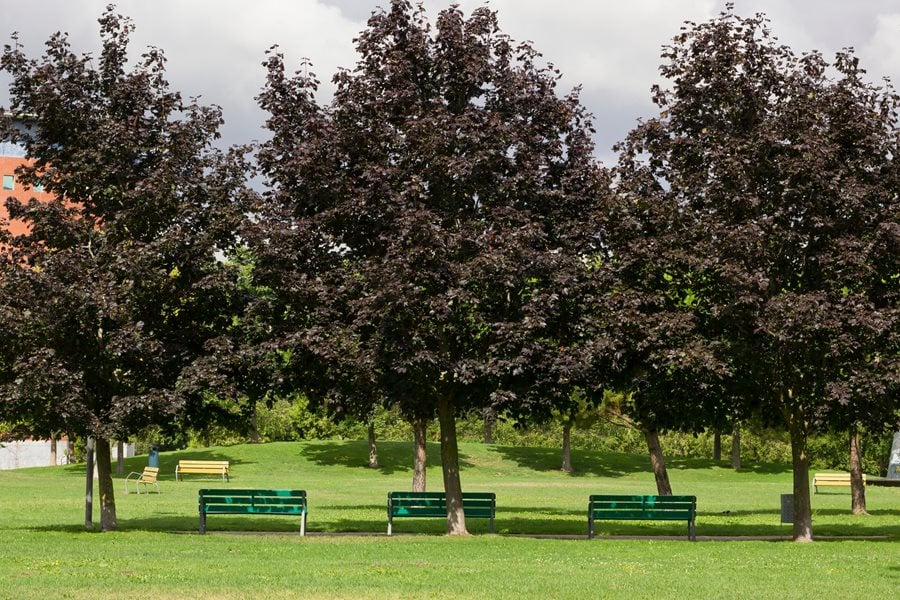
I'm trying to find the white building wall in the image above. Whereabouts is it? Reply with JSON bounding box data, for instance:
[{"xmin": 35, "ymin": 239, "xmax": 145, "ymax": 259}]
[{"xmin": 0, "ymin": 440, "xmax": 134, "ymax": 470}]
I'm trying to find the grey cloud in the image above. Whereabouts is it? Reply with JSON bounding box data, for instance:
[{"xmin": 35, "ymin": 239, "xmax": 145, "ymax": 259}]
[{"xmin": 1, "ymin": 0, "xmax": 896, "ymax": 164}]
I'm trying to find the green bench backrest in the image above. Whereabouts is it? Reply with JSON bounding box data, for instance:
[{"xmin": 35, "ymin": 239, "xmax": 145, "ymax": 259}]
[
  {"xmin": 389, "ymin": 491, "xmax": 495, "ymax": 518},
  {"xmin": 200, "ymin": 489, "xmax": 307, "ymax": 515},
  {"xmin": 589, "ymin": 495, "xmax": 696, "ymax": 520}
]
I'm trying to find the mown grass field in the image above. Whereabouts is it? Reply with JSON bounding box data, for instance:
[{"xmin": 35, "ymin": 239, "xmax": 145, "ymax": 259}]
[{"xmin": 1, "ymin": 440, "xmax": 898, "ymax": 598}]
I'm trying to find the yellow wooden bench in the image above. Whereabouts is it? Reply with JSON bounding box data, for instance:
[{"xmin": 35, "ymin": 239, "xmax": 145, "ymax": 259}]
[
  {"xmin": 812, "ymin": 472, "xmax": 865, "ymax": 493},
  {"xmin": 124, "ymin": 466, "xmax": 160, "ymax": 494},
  {"xmin": 176, "ymin": 460, "xmax": 230, "ymax": 482}
]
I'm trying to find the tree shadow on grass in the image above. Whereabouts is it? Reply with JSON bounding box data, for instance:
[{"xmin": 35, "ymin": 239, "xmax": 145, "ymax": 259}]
[
  {"xmin": 490, "ymin": 446, "xmax": 791, "ymax": 478},
  {"xmin": 488, "ymin": 446, "xmax": 645, "ymax": 477},
  {"xmin": 29, "ymin": 513, "xmax": 314, "ymax": 534},
  {"xmin": 698, "ymin": 509, "xmax": 900, "ymax": 540},
  {"xmin": 61, "ymin": 448, "xmax": 247, "ymax": 482},
  {"xmin": 705, "ymin": 508, "xmax": 781, "ymax": 517},
  {"xmin": 814, "ymin": 508, "xmax": 900, "ymax": 517},
  {"xmin": 24, "ymin": 513, "xmax": 199, "ymax": 534},
  {"xmin": 658, "ymin": 456, "xmax": 794, "ymax": 475},
  {"xmin": 696, "ymin": 507, "xmax": 900, "ymax": 518},
  {"xmin": 665, "ymin": 456, "xmax": 722, "ymax": 470},
  {"xmin": 300, "ymin": 440, "xmax": 472, "ymax": 474},
  {"xmin": 318, "ymin": 517, "xmax": 501, "ymax": 536},
  {"xmin": 21, "ymin": 513, "xmax": 899, "ymax": 540},
  {"xmin": 730, "ymin": 462, "xmax": 793, "ymax": 475},
  {"xmin": 498, "ymin": 505, "xmax": 586, "ymax": 517}
]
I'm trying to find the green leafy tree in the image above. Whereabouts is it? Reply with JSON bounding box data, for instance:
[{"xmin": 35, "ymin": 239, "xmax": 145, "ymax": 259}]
[
  {"xmin": 595, "ymin": 200, "xmax": 729, "ymax": 494},
  {"xmin": 553, "ymin": 390, "xmax": 602, "ymax": 473},
  {"xmin": 253, "ymin": 0, "xmax": 603, "ymax": 534},
  {"xmin": 0, "ymin": 9, "xmax": 246, "ymax": 530},
  {"xmin": 615, "ymin": 7, "xmax": 899, "ymax": 541}
]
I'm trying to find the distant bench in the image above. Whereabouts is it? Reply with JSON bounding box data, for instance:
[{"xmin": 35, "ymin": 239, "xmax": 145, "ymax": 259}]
[
  {"xmin": 199, "ymin": 489, "xmax": 307, "ymax": 534},
  {"xmin": 124, "ymin": 466, "xmax": 160, "ymax": 494},
  {"xmin": 387, "ymin": 491, "xmax": 496, "ymax": 535},
  {"xmin": 588, "ymin": 495, "xmax": 697, "ymax": 541},
  {"xmin": 176, "ymin": 460, "xmax": 230, "ymax": 481},
  {"xmin": 813, "ymin": 473, "xmax": 866, "ymax": 493}
]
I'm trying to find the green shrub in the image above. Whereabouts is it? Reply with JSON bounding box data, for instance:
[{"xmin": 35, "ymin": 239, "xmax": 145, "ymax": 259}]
[{"xmin": 132, "ymin": 395, "xmax": 898, "ymax": 476}]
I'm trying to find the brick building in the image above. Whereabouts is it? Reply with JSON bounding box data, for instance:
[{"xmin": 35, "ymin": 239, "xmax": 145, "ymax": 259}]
[{"xmin": 1, "ymin": 119, "xmax": 54, "ymax": 236}]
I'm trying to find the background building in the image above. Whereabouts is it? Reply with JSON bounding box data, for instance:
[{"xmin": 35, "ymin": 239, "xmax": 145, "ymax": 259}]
[
  {"xmin": 1, "ymin": 116, "xmax": 54, "ymax": 236},
  {"xmin": 0, "ymin": 116, "xmax": 77, "ymax": 470}
]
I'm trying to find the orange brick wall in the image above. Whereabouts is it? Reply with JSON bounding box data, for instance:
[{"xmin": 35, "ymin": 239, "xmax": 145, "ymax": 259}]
[{"xmin": 0, "ymin": 155, "xmax": 55, "ymax": 236}]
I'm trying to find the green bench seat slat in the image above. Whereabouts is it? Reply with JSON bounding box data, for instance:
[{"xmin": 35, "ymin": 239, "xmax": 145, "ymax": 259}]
[
  {"xmin": 590, "ymin": 495, "xmax": 694, "ymax": 503},
  {"xmin": 204, "ymin": 497, "xmax": 305, "ymax": 506},
  {"xmin": 588, "ymin": 494, "xmax": 697, "ymax": 541},
  {"xmin": 200, "ymin": 491, "xmax": 305, "ymax": 500},
  {"xmin": 392, "ymin": 507, "xmax": 494, "ymax": 517},
  {"xmin": 394, "ymin": 507, "xmax": 446, "ymax": 517},
  {"xmin": 592, "ymin": 509, "xmax": 693, "ymax": 520},
  {"xmin": 391, "ymin": 498, "xmax": 446, "ymax": 508},
  {"xmin": 203, "ymin": 504, "xmax": 305, "ymax": 514}
]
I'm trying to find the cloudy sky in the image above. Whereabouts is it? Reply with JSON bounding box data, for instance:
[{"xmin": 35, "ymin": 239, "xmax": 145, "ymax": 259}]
[{"xmin": 1, "ymin": 0, "xmax": 898, "ymax": 165}]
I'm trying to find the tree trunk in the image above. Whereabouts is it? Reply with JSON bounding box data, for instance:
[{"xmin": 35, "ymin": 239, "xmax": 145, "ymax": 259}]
[
  {"xmin": 730, "ymin": 423, "xmax": 741, "ymax": 469},
  {"xmin": 713, "ymin": 429, "xmax": 721, "ymax": 461},
  {"xmin": 66, "ymin": 438, "xmax": 75, "ymax": 465},
  {"xmin": 94, "ymin": 437, "xmax": 118, "ymax": 532},
  {"xmin": 787, "ymin": 406, "xmax": 813, "ymax": 542},
  {"xmin": 412, "ymin": 417, "xmax": 427, "ymax": 492},
  {"xmin": 850, "ymin": 427, "xmax": 867, "ymax": 515},
  {"xmin": 643, "ymin": 428, "xmax": 673, "ymax": 495},
  {"xmin": 116, "ymin": 440, "xmax": 124, "ymax": 476},
  {"xmin": 483, "ymin": 407, "xmax": 494, "ymax": 445},
  {"xmin": 84, "ymin": 436, "xmax": 94, "ymax": 530},
  {"xmin": 250, "ymin": 403, "xmax": 260, "ymax": 444},
  {"xmin": 367, "ymin": 420, "xmax": 379, "ymax": 468},
  {"xmin": 561, "ymin": 421, "xmax": 574, "ymax": 472},
  {"xmin": 50, "ymin": 436, "xmax": 58, "ymax": 466},
  {"xmin": 438, "ymin": 393, "xmax": 467, "ymax": 535}
]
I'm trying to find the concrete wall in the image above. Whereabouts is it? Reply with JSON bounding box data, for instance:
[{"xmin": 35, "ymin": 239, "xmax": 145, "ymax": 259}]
[
  {"xmin": 0, "ymin": 439, "xmax": 134, "ymax": 470},
  {"xmin": 888, "ymin": 432, "xmax": 900, "ymax": 480}
]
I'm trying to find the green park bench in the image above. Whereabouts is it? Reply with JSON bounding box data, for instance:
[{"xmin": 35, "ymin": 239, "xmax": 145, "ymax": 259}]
[
  {"xmin": 588, "ymin": 494, "xmax": 697, "ymax": 541},
  {"xmin": 387, "ymin": 491, "xmax": 496, "ymax": 535},
  {"xmin": 198, "ymin": 489, "xmax": 307, "ymax": 535}
]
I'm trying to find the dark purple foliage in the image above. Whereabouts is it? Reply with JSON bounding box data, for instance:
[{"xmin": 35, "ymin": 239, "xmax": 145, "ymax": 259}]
[{"xmin": 0, "ymin": 8, "xmax": 248, "ymax": 530}]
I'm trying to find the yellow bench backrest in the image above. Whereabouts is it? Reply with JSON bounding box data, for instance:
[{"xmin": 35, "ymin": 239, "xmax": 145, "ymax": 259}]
[
  {"xmin": 139, "ymin": 466, "xmax": 159, "ymax": 483},
  {"xmin": 813, "ymin": 473, "xmax": 865, "ymax": 483},
  {"xmin": 178, "ymin": 460, "xmax": 229, "ymax": 468}
]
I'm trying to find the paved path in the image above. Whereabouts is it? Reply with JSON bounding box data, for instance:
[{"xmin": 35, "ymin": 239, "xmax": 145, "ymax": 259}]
[{"xmin": 180, "ymin": 530, "xmax": 890, "ymax": 541}]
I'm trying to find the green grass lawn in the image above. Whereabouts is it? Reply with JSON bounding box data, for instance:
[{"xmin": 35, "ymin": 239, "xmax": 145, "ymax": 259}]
[{"xmin": 1, "ymin": 440, "xmax": 898, "ymax": 598}]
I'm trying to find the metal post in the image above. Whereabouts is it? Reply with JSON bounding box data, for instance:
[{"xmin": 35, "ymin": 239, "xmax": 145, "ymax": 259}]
[
  {"xmin": 116, "ymin": 440, "xmax": 124, "ymax": 476},
  {"xmin": 85, "ymin": 436, "xmax": 94, "ymax": 530}
]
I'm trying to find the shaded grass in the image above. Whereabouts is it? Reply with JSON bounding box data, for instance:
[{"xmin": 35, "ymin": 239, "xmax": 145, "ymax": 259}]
[{"xmin": 1, "ymin": 440, "xmax": 899, "ymax": 598}]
